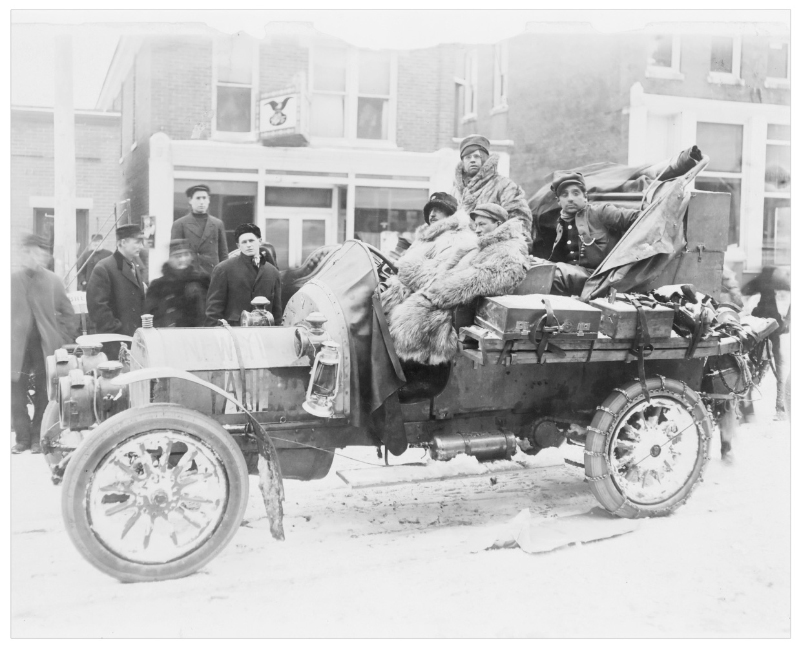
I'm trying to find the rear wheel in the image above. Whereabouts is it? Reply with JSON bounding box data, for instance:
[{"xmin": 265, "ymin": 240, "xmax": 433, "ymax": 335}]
[
  {"xmin": 61, "ymin": 404, "xmax": 248, "ymax": 582},
  {"xmin": 585, "ymin": 377, "xmax": 712, "ymax": 518}
]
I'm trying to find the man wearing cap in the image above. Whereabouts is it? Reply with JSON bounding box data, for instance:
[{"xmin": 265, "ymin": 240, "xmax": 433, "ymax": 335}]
[
  {"xmin": 548, "ymin": 170, "xmax": 640, "ymax": 296},
  {"xmin": 171, "ymin": 184, "xmax": 228, "ymax": 275},
  {"xmin": 381, "ymin": 192, "xmax": 476, "ymax": 325},
  {"xmin": 11, "ymin": 234, "xmax": 77, "ymax": 453},
  {"xmin": 454, "ymin": 134, "xmax": 533, "ymax": 251},
  {"xmin": 145, "ymin": 239, "xmax": 211, "ymax": 328},
  {"xmin": 87, "ymin": 225, "xmax": 147, "ymax": 353},
  {"xmin": 205, "ymin": 223, "xmax": 282, "ymax": 326},
  {"xmin": 388, "ymin": 202, "xmax": 528, "ymax": 365}
]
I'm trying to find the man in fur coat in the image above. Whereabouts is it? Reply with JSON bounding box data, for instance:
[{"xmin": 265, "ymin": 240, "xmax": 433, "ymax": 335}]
[
  {"xmin": 381, "ymin": 192, "xmax": 476, "ymax": 324},
  {"xmin": 453, "ymin": 135, "xmax": 533, "ymax": 250},
  {"xmin": 389, "ymin": 203, "xmax": 528, "ymax": 365},
  {"xmin": 144, "ymin": 239, "xmax": 210, "ymax": 327}
]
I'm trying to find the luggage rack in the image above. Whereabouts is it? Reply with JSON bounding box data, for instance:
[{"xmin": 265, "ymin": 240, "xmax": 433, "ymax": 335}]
[{"xmin": 457, "ymin": 324, "xmax": 747, "ymax": 367}]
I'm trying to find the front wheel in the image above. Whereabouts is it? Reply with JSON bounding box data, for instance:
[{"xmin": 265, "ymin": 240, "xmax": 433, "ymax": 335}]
[
  {"xmin": 61, "ymin": 404, "xmax": 249, "ymax": 582},
  {"xmin": 584, "ymin": 377, "xmax": 712, "ymax": 518}
]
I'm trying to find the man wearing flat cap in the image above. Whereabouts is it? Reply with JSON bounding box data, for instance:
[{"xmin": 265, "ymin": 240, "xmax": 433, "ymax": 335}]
[
  {"xmin": 87, "ymin": 224, "xmax": 147, "ymax": 356},
  {"xmin": 11, "ymin": 234, "xmax": 77, "ymax": 453},
  {"xmin": 145, "ymin": 239, "xmax": 210, "ymax": 328},
  {"xmin": 453, "ymin": 134, "xmax": 533, "ymax": 251},
  {"xmin": 548, "ymin": 170, "xmax": 640, "ymax": 295},
  {"xmin": 171, "ymin": 184, "xmax": 228, "ymax": 275}
]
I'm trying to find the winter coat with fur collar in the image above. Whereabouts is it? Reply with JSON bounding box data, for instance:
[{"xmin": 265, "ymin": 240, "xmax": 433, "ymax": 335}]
[
  {"xmin": 454, "ymin": 154, "xmax": 534, "ymax": 248},
  {"xmin": 388, "ymin": 219, "xmax": 528, "ymax": 365},
  {"xmin": 380, "ymin": 210, "xmax": 476, "ymax": 323}
]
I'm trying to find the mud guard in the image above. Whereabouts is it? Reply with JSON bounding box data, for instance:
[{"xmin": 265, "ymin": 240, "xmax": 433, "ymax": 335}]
[{"xmin": 111, "ymin": 367, "xmax": 285, "ymax": 541}]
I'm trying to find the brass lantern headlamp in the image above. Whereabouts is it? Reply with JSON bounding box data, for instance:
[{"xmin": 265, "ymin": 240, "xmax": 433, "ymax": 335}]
[{"xmin": 302, "ymin": 340, "xmax": 341, "ymax": 418}]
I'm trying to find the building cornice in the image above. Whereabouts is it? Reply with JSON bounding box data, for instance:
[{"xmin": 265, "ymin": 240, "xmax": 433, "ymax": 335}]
[{"xmin": 12, "ymin": 105, "xmax": 121, "ymax": 118}]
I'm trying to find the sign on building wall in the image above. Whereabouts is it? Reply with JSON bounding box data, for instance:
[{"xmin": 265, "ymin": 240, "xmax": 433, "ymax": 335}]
[{"xmin": 259, "ymin": 87, "xmax": 309, "ymax": 146}]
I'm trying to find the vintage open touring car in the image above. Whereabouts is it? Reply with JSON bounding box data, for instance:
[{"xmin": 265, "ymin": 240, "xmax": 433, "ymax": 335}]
[{"xmin": 40, "ymin": 150, "xmax": 778, "ymax": 582}]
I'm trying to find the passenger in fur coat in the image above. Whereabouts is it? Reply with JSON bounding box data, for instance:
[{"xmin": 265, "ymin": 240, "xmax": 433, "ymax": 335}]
[
  {"xmin": 389, "ymin": 203, "xmax": 528, "ymax": 365},
  {"xmin": 380, "ymin": 192, "xmax": 476, "ymax": 323}
]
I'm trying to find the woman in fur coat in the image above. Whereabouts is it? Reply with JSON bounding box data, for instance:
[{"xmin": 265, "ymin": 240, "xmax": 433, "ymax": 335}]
[
  {"xmin": 381, "ymin": 192, "xmax": 477, "ymax": 323},
  {"xmin": 389, "ymin": 203, "xmax": 528, "ymax": 366}
]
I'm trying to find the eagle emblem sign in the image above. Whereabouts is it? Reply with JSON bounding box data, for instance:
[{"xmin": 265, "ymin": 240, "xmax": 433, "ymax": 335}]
[{"xmin": 268, "ymin": 97, "xmax": 291, "ymax": 126}]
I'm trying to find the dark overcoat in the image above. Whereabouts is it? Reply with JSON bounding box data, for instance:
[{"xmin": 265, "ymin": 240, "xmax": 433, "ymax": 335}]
[
  {"xmin": 205, "ymin": 252, "xmax": 282, "ymax": 326},
  {"xmin": 87, "ymin": 250, "xmax": 147, "ymax": 336},
  {"xmin": 11, "ymin": 266, "xmax": 77, "ymax": 379},
  {"xmin": 145, "ymin": 263, "xmax": 211, "ymax": 328},
  {"xmin": 76, "ymin": 248, "xmax": 112, "ymax": 290},
  {"xmin": 171, "ymin": 213, "xmax": 228, "ymax": 275}
]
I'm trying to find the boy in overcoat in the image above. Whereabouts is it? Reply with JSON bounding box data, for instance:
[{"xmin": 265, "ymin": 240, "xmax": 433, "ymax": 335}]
[{"xmin": 171, "ymin": 184, "xmax": 228, "ymax": 275}]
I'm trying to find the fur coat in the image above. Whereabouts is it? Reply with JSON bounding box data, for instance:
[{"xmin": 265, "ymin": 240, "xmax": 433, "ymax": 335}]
[
  {"xmin": 380, "ymin": 210, "xmax": 477, "ymax": 323},
  {"xmin": 145, "ymin": 262, "xmax": 211, "ymax": 328},
  {"xmin": 389, "ymin": 219, "xmax": 529, "ymax": 365},
  {"xmin": 454, "ymin": 154, "xmax": 534, "ymax": 248}
]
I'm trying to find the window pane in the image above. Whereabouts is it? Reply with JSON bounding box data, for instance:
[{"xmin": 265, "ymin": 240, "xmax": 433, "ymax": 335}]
[
  {"xmin": 310, "ymin": 94, "xmax": 345, "ymax": 138},
  {"xmin": 313, "ymin": 47, "xmax": 347, "ymax": 92},
  {"xmin": 265, "ymin": 187, "xmax": 333, "ymax": 208},
  {"xmin": 694, "ymin": 177, "xmax": 741, "ymax": 245},
  {"xmin": 358, "ymin": 51, "xmax": 390, "ymax": 95},
  {"xmin": 767, "ymin": 43, "xmax": 789, "ymax": 78},
  {"xmin": 710, "ymin": 37, "xmax": 733, "ymax": 73},
  {"xmin": 762, "ymin": 198, "xmax": 791, "ymax": 267},
  {"xmin": 696, "ymin": 122, "xmax": 742, "ymax": 172},
  {"xmin": 217, "ymin": 36, "xmax": 252, "ymax": 85},
  {"xmin": 649, "ymin": 35, "xmax": 673, "ymax": 67},
  {"xmin": 768, "ymin": 124, "xmax": 790, "ymax": 141},
  {"xmin": 301, "ymin": 220, "xmax": 327, "ymax": 263},
  {"xmin": 354, "ymin": 187, "xmax": 428, "ymax": 254},
  {"xmin": 357, "ymin": 97, "xmax": 388, "ymax": 140},
  {"xmin": 216, "ymin": 86, "xmax": 251, "ymax": 132},
  {"xmin": 264, "ymin": 219, "xmax": 290, "ymax": 270},
  {"xmin": 765, "ymin": 145, "xmax": 790, "ymax": 192}
]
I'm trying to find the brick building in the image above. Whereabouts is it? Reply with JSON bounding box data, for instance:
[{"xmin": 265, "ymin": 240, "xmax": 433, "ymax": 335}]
[
  {"xmin": 96, "ymin": 24, "xmax": 505, "ymax": 276},
  {"xmin": 10, "ymin": 106, "xmax": 121, "ymax": 267},
  {"xmin": 457, "ymin": 23, "xmax": 790, "ymax": 275}
]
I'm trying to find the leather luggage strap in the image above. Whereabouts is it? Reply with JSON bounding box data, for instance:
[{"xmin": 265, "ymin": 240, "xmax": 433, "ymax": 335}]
[
  {"xmin": 625, "ymin": 296, "xmax": 654, "ymax": 402},
  {"xmin": 528, "ymin": 298, "xmax": 567, "ymax": 364}
]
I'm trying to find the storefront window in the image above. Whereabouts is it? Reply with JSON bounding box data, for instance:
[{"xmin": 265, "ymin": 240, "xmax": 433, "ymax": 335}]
[
  {"xmin": 762, "ymin": 198, "xmax": 791, "ymax": 267},
  {"xmin": 696, "ymin": 122, "xmax": 743, "ymax": 246},
  {"xmin": 354, "ymin": 187, "xmax": 428, "ymax": 254},
  {"xmin": 174, "ymin": 180, "xmax": 257, "ymax": 252}
]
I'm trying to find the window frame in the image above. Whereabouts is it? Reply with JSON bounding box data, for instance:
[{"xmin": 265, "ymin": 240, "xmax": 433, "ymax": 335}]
[
  {"xmin": 707, "ymin": 35, "xmax": 743, "ymax": 86},
  {"xmin": 308, "ymin": 45, "xmax": 398, "ymax": 146},
  {"xmin": 211, "ymin": 35, "xmax": 259, "ymax": 141},
  {"xmin": 459, "ymin": 49, "xmax": 478, "ymax": 122},
  {"xmin": 645, "ymin": 34, "xmax": 684, "ymax": 81},
  {"xmin": 491, "ymin": 42, "xmax": 509, "ymax": 113},
  {"xmin": 765, "ymin": 40, "xmax": 790, "ymax": 89}
]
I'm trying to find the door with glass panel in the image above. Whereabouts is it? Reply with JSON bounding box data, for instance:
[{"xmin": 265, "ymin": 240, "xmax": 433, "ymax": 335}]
[{"xmin": 263, "ymin": 187, "xmax": 334, "ymax": 270}]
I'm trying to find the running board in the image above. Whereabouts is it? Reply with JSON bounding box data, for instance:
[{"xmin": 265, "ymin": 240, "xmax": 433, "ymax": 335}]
[{"xmin": 336, "ymin": 448, "xmax": 568, "ymax": 489}]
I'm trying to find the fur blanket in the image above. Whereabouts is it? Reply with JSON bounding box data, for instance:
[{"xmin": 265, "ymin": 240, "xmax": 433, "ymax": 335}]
[
  {"xmin": 454, "ymin": 154, "xmax": 534, "ymax": 247},
  {"xmin": 389, "ymin": 219, "xmax": 529, "ymax": 365},
  {"xmin": 380, "ymin": 210, "xmax": 476, "ymax": 322}
]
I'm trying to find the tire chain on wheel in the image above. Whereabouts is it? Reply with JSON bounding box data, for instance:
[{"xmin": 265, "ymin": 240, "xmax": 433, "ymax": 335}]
[{"xmin": 584, "ymin": 376, "xmax": 713, "ymax": 519}]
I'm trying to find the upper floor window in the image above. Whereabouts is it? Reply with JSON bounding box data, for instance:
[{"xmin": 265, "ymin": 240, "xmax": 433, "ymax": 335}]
[
  {"xmin": 708, "ymin": 36, "xmax": 742, "ymax": 85},
  {"xmin": 492, "ymin": 43, "xmax": 508, "ymax": 110},
  {"xmin": 310, "ymin": 46, "xmax": 396, "ymax": 142},
  {"xmin": 646, "ymin": 34, "xmax": 683, "ymax": 80},
  {"xmin": 214, "ymin": 35, "xmax": 257, "ymax": 135},
  {"xmin": 766, "ymin": 41, "xmax": 790, "ymax": 88}
]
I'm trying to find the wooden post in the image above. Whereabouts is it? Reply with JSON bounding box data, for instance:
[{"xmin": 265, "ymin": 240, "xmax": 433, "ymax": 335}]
[{"xmin": 53, "ymin": 33, "xmax": 77, "ymax": 290}]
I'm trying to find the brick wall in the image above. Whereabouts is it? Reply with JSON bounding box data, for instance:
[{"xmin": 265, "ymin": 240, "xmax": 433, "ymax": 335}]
[{"xmin": 10, "ymin": 109, "xmax": 122, "ymax": 261}]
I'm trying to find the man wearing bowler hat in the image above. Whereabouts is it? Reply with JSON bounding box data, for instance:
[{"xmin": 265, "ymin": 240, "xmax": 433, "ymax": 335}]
[
  {"xmin": 87, "ymin": 224, "xmax": 147, "ymax": 357},
  {"xmin": 548, "ymin": 170, "xmax": 640, "ymax": 296},
  {"xmin": 171, "ymin": 184, "xmax": 228, "ymax": 275},
  {"xmin": 453, "ymin": 134, "xmax": 533, "ymax": 251}
]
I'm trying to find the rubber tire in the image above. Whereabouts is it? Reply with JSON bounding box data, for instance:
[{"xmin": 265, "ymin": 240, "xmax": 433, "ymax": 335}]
[
  {"xmin": 61, "ymin": 404, "xmax": 249, "ymax": 583},
  {"xmin": 584, "ymin": 377, "xmax": 712, "ymax": 519}
]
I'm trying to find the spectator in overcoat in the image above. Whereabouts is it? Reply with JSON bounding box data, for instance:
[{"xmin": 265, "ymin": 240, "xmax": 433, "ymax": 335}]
[
  {"xmin": 145, "ymin": 239, "xmax": 210, "ymax": 328},
  {"xmin": 11, "ymin": 234, "xmax": 77, "ymax": 453},
  {"xmin": 171, "ymin": 184, "xmax": 228, "ymax": 275},
  {"xmin": 76, "ymin": 234, "xmax": 112, "ymax": 290},
  {"xmin": 205, "ymin": 223, "xmax": 282, "ymax": 326}
]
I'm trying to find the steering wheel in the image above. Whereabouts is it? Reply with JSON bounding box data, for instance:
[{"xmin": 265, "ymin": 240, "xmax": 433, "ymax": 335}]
[{"xmin": 363, "ymin": 243, "xmax": 398, "ymax": 282}]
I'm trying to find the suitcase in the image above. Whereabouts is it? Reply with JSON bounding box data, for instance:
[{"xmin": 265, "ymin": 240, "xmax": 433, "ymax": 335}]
[
  {"xmin": 475, "ymin": 294, "xmax": 602, "ymax": 341},
  {"xmin": 589, "ymin": 294, "xmax": 674, "ymax": 340}
]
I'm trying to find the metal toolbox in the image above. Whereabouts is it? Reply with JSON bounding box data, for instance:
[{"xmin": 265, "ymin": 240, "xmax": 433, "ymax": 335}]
[
  {"xmin": 474, "ymin": 294, "xmax": 602, "ymax": 341},
  {"xmin": 589, "ymin": 294, "xmax": 674, "ymax": 340}
]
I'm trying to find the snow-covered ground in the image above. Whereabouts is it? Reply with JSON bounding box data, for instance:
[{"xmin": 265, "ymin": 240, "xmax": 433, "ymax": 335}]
[{"xmin": 11, "ymin": 371, "xmax": 790, "ymax": 638}]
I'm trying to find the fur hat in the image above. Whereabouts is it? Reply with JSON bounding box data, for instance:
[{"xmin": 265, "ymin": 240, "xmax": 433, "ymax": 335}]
[
  {"xmin": 423, "ymin": 192, "xmax": 458, "ymax": 224},
  {"xmin": 460, "ymin": 134, "xmax": 490, "ymax": 159},
  {"xmin": 169, "ymin": 239, "xmax": 192, "ymax": 255}
]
